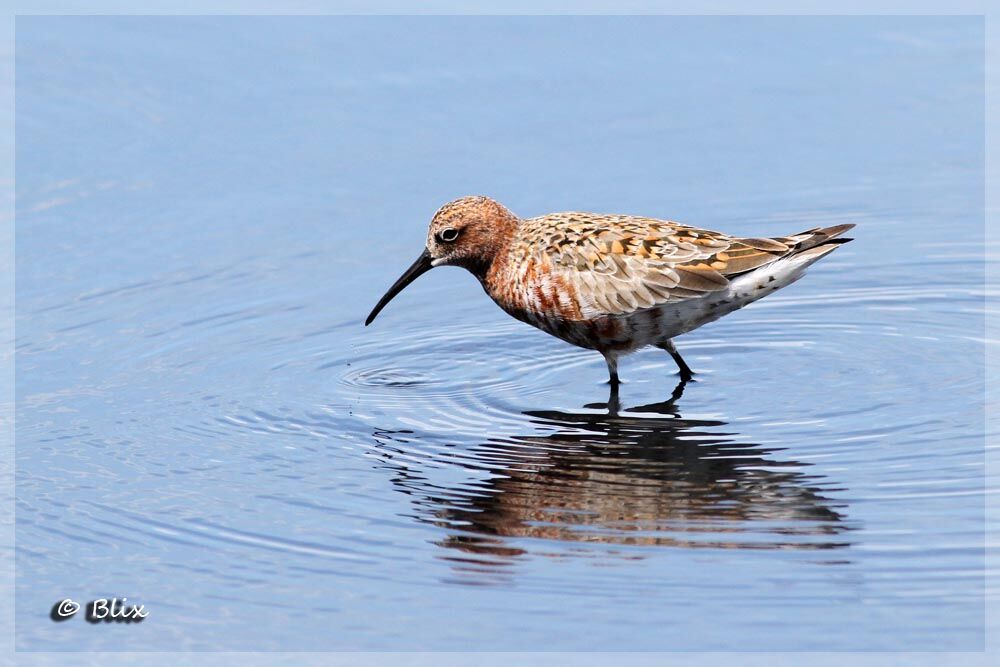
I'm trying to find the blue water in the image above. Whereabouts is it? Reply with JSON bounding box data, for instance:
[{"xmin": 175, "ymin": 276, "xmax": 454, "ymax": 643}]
[{"xmin": 15, "ymin": 16, "xmax": 986, "ymax": 651}]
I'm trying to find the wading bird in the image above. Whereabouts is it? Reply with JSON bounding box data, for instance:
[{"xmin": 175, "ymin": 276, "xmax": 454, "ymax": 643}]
[{"xmin": 365, "ymin": 196, "xmax": 853, "ymax": 385}]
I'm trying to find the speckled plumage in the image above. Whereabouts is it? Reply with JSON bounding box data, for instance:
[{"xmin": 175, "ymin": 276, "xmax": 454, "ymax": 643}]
[{"xmin": 367, "ymin": 196, "xmax": 855, "ymax": 384}]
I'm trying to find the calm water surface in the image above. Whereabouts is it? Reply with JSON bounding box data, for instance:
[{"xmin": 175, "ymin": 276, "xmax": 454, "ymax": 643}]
[{"xmin": 15, "ymin": 17, "xmax": 987, "ymax": 651}]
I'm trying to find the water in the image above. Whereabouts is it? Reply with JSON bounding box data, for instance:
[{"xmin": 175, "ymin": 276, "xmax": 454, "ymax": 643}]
[{"xmin": 14, "ymin": 16, "xmax": 987, "ymax": 651}]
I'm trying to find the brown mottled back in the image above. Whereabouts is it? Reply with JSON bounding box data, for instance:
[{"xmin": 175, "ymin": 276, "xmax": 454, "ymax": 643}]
[{"xmin": 493, "ymin": 211, "xmax": 853, "ymax": 316}]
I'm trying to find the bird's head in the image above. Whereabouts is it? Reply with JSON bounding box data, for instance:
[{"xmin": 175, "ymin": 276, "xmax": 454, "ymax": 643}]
[{"xmin": 365, "ymin": 196, "xmax": 519, "ymax": 326}]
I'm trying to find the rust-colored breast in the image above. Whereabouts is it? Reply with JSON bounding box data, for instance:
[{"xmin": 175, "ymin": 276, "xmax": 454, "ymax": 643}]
[{"xmin": 485, "ymin": 247, "xmax": 584, "ymax": 323}]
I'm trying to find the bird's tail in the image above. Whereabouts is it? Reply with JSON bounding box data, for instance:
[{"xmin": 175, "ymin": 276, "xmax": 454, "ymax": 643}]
[
  {"xmin": 785, "ymin": 223, "xmax": 856, "ymax": 252},
  {"xmin": 772, "ymin": 223, "xmax": 855, "ymax": 271}
]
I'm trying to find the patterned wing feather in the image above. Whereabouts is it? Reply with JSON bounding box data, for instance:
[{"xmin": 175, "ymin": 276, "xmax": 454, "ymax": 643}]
[{"xmin": 525, "ymin": 213, "xmax": 853, "ymax": 316}]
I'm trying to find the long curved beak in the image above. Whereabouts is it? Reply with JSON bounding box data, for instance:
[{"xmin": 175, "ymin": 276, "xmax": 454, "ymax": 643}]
[{"xmin": 364, "ymin": 249, "xmax": 433, "ymax": 326}]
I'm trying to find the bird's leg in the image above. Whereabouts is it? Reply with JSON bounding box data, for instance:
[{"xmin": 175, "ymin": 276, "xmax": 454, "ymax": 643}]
[
  {"xmin": 659, "ymin": 339, "xmax": 694, "ymax": 381},
  {"xmin": 602, "ymin": 352, "xmax": 620, "ymax": 387},
  {"xmin": 606, "ymin": 380, "xmax": 621, "ymax": 416}
]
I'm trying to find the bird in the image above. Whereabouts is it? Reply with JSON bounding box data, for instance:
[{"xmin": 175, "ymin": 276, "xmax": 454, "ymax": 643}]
[{"xmin": 365, "ymin": 196, "xmax": 854, "ymax": 385}]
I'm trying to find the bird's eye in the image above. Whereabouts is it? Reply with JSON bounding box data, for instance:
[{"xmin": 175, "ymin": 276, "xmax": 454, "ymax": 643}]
[{"xmin": 437, "ymin": 228, "xmax": 460, "ymax": 243}]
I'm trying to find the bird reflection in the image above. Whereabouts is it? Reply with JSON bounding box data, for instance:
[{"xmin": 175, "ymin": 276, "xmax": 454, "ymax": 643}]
[{"xmin": 371, "ymin": 379, "xmax": 851, "ymax": 570}]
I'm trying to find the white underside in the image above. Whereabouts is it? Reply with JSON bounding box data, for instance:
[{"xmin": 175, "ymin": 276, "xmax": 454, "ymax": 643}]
[{"xmin": 608, "ymin": 244, "xmax": 839, "ymax": 354}]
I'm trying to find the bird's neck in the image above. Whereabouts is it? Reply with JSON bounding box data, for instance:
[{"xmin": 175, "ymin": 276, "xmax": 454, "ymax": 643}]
[
  {"xmin": 468, "ymin": 216, "xmax": 520, "ymax": 284},
  {"xmin": 478, "ymin": 238, "xmax": 520, "ymax": 305}
]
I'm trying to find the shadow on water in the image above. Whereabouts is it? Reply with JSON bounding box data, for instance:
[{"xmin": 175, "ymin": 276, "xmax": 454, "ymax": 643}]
[{"xmin": 371, "ymin": 380, "xmax": 853, "ymax": 572}]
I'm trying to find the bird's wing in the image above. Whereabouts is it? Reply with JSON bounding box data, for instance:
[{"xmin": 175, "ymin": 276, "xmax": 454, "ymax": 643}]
[{"xmin": 526, "ymin": 213, "xmax": 853, "ymax": 316}]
